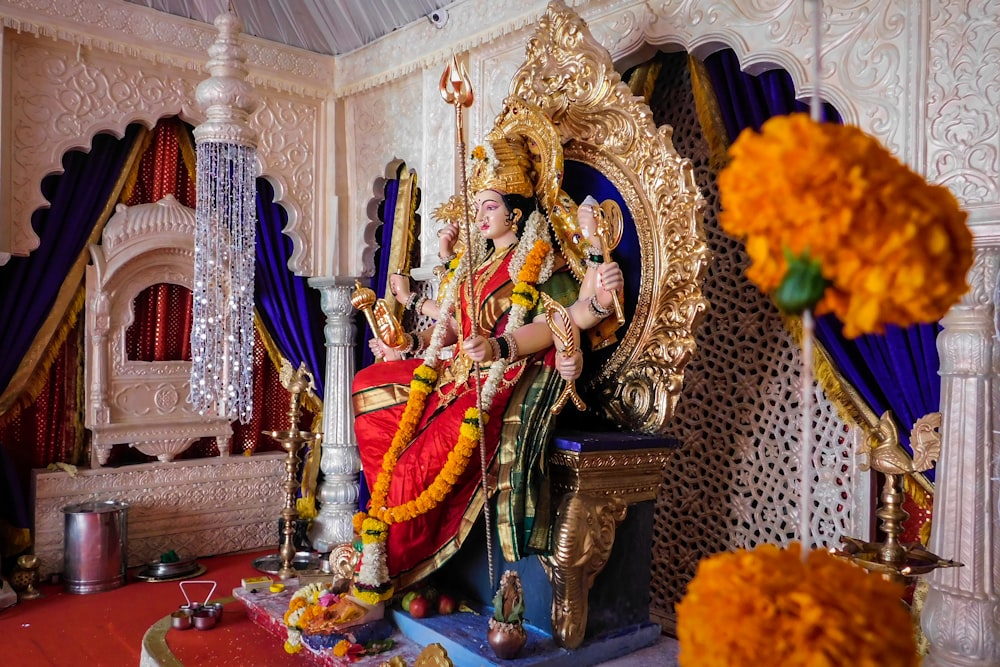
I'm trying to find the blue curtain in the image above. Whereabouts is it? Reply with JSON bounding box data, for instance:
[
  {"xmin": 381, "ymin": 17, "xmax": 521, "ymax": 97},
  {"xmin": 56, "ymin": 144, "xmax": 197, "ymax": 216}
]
[
  {"xmin": 703, "ymin": 48, "xmax": 938, "ymax": 480},
  {"xmin": 0, "ymin": 126, "xmax": 144, "ymax": 397},
  {"xmin": 254, "ymin": 178, "xmax": 327, "ymax": 400}
]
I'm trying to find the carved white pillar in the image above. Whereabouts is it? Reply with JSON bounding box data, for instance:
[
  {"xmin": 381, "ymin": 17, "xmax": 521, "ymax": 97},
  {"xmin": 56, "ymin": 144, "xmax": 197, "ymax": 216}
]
[
  {"xmin": 306, "ymin": 276, "xmax": 362, "ymax": 553},
  {"xmin": 922, "ymin": 248, "xmax": 1000, "ymax": 666}
]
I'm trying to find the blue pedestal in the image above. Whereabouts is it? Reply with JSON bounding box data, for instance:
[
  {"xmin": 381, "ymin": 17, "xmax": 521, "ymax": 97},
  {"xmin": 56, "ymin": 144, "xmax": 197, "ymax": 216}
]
[
  {"xmin": 400, "ymin": 428, "xmax": 678, "ymax": 663},
  {"xmin": 434, "ymin": 502, "xmax": 654, "ymax": 639},
  {"xmin": 390, "ymin": 606, "xmax": 661, "ymax": 667}
]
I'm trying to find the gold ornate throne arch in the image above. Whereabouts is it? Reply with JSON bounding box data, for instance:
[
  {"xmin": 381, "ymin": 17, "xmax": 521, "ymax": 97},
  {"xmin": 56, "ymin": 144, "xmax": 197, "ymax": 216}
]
[
  {"xmin": 508, "ymin": 1, "xmax": 709, "ymax": 435},
  {"xmin": 488, "ymin": 2, "xmax": 710, "ymax": 649}
]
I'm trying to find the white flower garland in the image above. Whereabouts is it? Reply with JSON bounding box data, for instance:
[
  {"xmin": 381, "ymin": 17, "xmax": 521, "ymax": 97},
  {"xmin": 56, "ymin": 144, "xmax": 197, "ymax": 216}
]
[
  {"xmin": 357, "ymin": 541, "xmax": 389, "ymax": 588},
  {"xmin": 423, "ymin": 204, "xmax": 552, "ymax": 411}
]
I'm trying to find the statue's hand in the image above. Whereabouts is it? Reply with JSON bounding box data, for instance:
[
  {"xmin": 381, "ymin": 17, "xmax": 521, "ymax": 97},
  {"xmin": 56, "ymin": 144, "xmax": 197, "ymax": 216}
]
[
  {"xmin": 463, "ymin": 335, "xmax": 492, "ymax": 362},
  {"xmin": 555, "ymin": 348, "xmax": 583, "ymax": 381},
  {"xmin": 597, "ymin": 261, "xmax": 623, "ymax": 295},
  {"xmin": 389, "ymin": 273, "xmax": 411, "ymax": 303},
  {"xmin": 370, "ymin": 337, "xmax": 403, "ymax": 361},
  {"xmin": 438, "ymin": 223, "xmax": 459, "ymax": 260}
]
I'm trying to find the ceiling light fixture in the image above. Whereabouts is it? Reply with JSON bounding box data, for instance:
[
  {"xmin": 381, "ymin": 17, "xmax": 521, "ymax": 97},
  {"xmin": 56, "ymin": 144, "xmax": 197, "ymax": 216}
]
[{"xmin": 189, "ymin": 11, "xmax": 260, "ymax": 424}]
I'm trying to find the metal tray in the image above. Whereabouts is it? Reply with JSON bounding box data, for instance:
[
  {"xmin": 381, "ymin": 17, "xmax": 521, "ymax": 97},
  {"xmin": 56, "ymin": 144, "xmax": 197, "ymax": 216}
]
[
  {"xmin": 251, "ymin": 551, "xmax": 322, "ymax": 575},
  {"xmin": 134, "ymin": 562, "xmax": 206, "ymax": 582},
  {"xmin": 144, "ymin": 556, "xmax": 198, "ymax": 578}
]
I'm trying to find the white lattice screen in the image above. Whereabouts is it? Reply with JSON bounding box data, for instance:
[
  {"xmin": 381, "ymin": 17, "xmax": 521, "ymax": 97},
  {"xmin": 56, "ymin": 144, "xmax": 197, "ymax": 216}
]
[{"xmin": 647, "ymin": 53, "xmax": 862, "ymax": 630}]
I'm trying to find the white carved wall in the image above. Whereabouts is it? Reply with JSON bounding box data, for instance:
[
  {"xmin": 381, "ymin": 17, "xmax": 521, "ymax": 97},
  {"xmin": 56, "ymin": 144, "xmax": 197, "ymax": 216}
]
[
  {"xmin": 32, "ymin": 452, "xmax": 287, "ymax": 578},
  {"xmin": 0, "ymin": 0, "xmax": 334, "ymax": 276}
]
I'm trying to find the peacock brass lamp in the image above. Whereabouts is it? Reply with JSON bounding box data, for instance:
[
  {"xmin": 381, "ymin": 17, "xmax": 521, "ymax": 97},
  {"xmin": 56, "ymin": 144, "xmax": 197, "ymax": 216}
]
[
  {"xmin": 264, "ymin": 360, "xmax": 322, "ymax": 580},
  {"xmin": 834, "ymin": 410, "xmax": 961, "ymax": 581}
]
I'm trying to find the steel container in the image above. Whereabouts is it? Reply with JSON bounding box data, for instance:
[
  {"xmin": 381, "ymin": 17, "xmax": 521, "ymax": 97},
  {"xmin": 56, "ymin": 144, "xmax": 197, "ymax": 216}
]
[{"xmin": 62, "ymin": 500, "xmax": 129, "ymax": 594}]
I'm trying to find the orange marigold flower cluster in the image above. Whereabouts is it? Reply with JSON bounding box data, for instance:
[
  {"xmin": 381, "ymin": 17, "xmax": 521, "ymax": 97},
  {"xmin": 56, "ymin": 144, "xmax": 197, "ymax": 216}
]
[
  {"xmin": 718, "ymin": 113, "xmax": 972, "ymax": 338},
  {"xmin": 676, "ymin": 543, "xmax": 918, "ymax": 667},
  {"xmin": 518, "ymin": 240, "xmax": 551, "ymax": 284},
  {"xmin": 352, "ymin": 511, "xmax": 367, "ymax": 535}
]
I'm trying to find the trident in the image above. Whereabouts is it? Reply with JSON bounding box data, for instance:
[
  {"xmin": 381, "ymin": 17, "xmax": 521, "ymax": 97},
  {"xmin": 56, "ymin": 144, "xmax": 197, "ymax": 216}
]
[{"xmin": 440, "ymin": 56, "xmax": 497, "ymax": 587}]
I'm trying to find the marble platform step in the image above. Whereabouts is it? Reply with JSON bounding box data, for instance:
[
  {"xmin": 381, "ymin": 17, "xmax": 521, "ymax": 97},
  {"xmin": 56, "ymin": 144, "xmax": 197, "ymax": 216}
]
[
  {"xmin": 236, "ymin": 581, "xmax": 666, "ymax": 667},
  {"xmin": 389, "ymin": 606, "xmax": 663, "ymax": 667}
]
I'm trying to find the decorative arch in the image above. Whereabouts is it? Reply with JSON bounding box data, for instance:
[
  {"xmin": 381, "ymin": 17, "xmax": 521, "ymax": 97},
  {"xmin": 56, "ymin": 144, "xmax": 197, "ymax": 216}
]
[
  {"xmin": 0, "ymin": 26, "xmax": 326, "ymax": 277},
  {"xmin": 583, "ymin": 1, "xmax": 914, "ymax": 161}
]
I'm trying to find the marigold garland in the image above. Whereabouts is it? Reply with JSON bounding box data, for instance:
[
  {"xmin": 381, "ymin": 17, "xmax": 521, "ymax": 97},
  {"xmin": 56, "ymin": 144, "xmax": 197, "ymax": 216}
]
[
  {"xmin": 511, "ymin": 284, "xmax": 539, "ymax": 309},
  {"xmin": 718, "ymin": 113, "xmax": 971, "ymax": 337},
  {"xmin": 353, "ymin": 204, "xmax": 554, "ymax": 605},
  {"xmin": 518, "ymin": 240, "xmax": 551, "ymax": 283},
  {"xmin": 368, "ymin": 407, "xmax": 483, "ymax": 525},
  {"xmin": 676, "ymin": 543, "xmax": 918, "ymax": 667},
  {"xmin": 365, "ymin": 239, "xmax": 550, "ymax": 527}
]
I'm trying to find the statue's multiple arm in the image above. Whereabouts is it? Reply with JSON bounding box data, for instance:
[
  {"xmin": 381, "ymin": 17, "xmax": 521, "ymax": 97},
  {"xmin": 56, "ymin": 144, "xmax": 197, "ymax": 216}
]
[{"xmin": 373, "ymin": 198, "xmax": 623, "ymax": 383}]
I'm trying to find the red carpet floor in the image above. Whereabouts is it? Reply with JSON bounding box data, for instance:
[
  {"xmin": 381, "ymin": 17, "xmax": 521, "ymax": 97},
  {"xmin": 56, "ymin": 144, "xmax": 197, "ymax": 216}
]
[
  {"xmin": 1, "ymin": 549, "xmax": 305, "ymax": 667},
  {"xmin": 2, "ymin": 549, "xmax": 680, "ymax": 667}
]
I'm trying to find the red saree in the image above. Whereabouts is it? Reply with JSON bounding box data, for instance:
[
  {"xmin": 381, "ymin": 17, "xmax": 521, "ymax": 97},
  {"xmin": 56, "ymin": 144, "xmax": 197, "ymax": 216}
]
[{"xmin": 352, "ymin": 248, "xmax": 569, "ymax": 586}]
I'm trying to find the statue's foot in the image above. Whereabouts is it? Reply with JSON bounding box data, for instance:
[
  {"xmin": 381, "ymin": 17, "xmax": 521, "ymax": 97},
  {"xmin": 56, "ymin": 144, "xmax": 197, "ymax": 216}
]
[{"xmin": 335, "ymin": 595, "xmax": 385, "ymax": 629}]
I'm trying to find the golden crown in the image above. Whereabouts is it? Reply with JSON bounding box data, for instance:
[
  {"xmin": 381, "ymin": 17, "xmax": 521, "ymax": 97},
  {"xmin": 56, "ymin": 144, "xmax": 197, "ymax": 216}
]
[{"xmin": 467, "ymin": 135, "xmax": 536, "ymax": 199}]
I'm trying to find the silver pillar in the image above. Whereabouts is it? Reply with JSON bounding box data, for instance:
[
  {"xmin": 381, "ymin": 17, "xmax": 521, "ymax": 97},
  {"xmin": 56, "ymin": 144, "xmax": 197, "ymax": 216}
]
[
  {"xmin": 922, "ymin": 249, "xmax": 1000, "ymax": 666},
  {"xmin": 307, "ymin": 276, "xmax": 362, "ymax": 553}
]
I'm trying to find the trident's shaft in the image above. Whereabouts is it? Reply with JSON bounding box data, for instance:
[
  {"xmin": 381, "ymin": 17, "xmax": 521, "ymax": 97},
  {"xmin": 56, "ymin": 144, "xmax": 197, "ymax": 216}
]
[{"xmin": 441, "ymin": 56, "xmax": 494, "ymax": 588}]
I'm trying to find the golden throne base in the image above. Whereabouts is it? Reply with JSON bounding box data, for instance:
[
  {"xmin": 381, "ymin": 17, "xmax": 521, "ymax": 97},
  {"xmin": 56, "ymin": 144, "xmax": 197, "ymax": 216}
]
[{"xmin": 541, "ymin": 430, "xmax": 676, "ymax": 649}]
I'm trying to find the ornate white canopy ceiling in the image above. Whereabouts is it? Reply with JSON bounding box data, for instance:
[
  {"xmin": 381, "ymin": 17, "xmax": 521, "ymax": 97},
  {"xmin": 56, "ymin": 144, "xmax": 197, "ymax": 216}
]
[{"xmin": 125, "ymin": 0, "xmax": 454, "ymax": 55}]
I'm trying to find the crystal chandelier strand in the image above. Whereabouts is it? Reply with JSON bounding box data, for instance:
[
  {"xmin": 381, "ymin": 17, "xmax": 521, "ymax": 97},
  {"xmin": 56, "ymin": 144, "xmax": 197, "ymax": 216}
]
[
  {"xmin": 189, "ymin": 142, "xmax": 257, "ymax": 424},
  {"xmin": 190, "ymin": 11, "xmax": 259, "ymax": 425}
]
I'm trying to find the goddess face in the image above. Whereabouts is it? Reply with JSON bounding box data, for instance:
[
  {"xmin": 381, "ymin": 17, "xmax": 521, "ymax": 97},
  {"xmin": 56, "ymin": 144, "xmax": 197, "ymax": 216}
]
[{"xmin": 473, "ymin": 189, "xmax": 519, "ymax": 247}]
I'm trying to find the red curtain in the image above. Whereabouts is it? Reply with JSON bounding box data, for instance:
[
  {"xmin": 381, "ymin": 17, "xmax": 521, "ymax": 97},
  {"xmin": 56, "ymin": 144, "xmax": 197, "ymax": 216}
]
[
  {"xmin": 0, "ymin": 322, "xmax": 83, "ymax": 474},
  {"xmin": 126, "ymin": 284, "xmax": 193, "ymax": 361}
]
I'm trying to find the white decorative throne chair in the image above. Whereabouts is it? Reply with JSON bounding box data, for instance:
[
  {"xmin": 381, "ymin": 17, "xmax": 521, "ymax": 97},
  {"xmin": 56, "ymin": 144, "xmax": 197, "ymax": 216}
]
[{"xmin": 84, "ymin": 194, "xmax": 232, "ymax": 466}]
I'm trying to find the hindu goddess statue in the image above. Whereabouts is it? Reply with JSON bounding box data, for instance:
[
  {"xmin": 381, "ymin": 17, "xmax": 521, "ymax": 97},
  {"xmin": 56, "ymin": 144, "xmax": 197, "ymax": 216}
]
[{"xmin": 350, "ymin": 105, "xmax": 623, "ymax": 601}]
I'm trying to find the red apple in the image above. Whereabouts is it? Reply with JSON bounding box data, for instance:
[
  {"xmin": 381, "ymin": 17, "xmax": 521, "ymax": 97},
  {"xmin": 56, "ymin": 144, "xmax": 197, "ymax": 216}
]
[
  {"xmin": 401, "ymin": 591, "xmax": 419, "ymax": 612},
  {"xmin": 408, "ymin": 595, "xmax": 430, "ymax": 618},
  {"xmin": 437, "ymin": 593, "xmax": 457, "ymax": 615}
]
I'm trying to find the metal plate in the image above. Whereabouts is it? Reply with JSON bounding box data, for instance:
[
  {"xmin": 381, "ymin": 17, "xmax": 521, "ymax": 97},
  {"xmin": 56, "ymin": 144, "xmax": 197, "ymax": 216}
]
[
  {"xmin": 251, "ymin": 552, "xmax": 321, "ymax": 575},
  {"xmin": 134, "ymin": 563, "xmax": 207, "ymax": 583},
  {"xmin": 144, "ymin": 556, "xmax": 198, "ymax": 578}
]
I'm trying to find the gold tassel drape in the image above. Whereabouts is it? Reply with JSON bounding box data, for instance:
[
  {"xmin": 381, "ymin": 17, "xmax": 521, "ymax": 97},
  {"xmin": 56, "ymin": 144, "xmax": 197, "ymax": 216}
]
[{"xmin": 688, "ymin": 54, "xmax": 732, "ymax": 172}]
